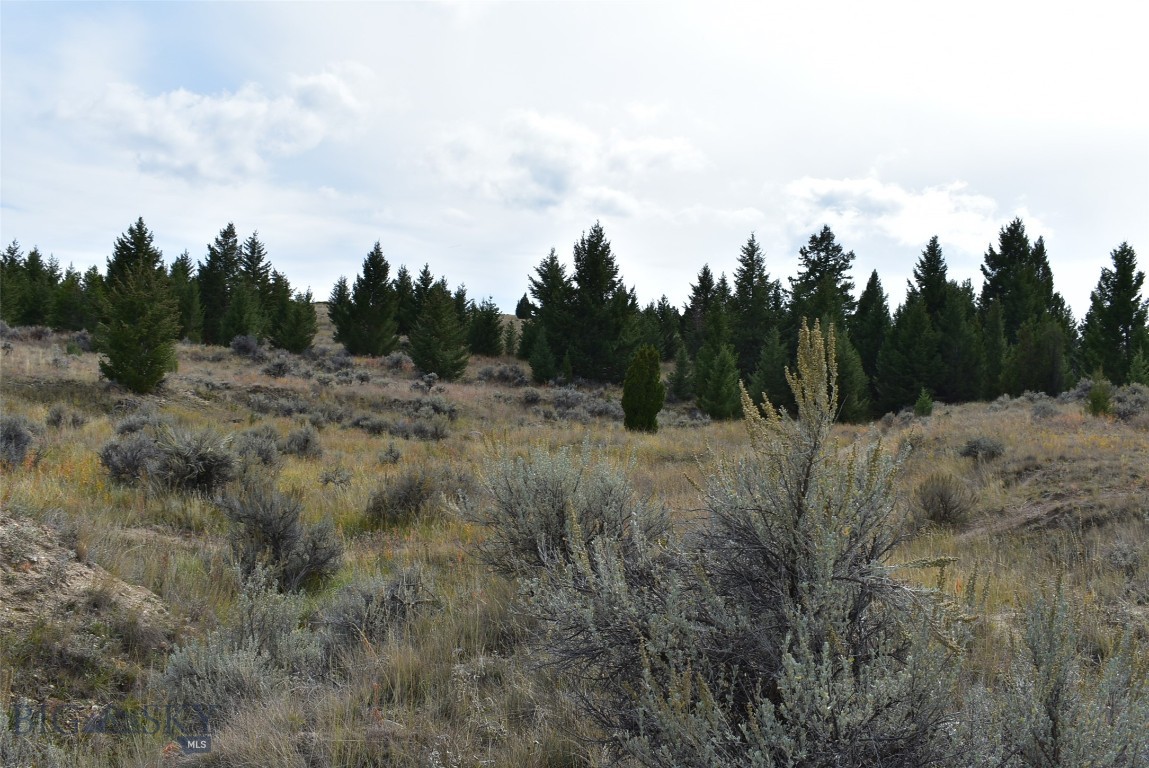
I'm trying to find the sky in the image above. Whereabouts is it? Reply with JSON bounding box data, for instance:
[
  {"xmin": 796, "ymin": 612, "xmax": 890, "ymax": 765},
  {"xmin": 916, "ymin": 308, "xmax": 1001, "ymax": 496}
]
[{"xmin": 2, "ymin": 1, "xmax": 1146, "ymax": 318}]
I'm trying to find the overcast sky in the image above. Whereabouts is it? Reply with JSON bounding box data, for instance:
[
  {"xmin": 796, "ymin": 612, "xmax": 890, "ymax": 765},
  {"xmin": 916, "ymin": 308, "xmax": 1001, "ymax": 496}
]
[{"xmin": 2, "ymin": 1, "xmax": 1146, "ymax": 318}]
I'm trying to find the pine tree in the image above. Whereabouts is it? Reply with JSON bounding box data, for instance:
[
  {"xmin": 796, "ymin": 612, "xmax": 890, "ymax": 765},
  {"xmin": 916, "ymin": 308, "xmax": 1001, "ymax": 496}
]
[
  {"xmin": 653, "ymin": 295, "xmax": 681, "ymax": 360},
  {"xmin": 409, "ymin": 282, "xmax": 469, "ymax": 380},
  {"xmin": 569, "ymin": 223, "xmax": 633, "ymax": 382},
  {"xmin": 49, "ymin": 266, "xmax": 87, "ymax": 331},
  {"xmin": 622, "ymin": 345, "xmax": 665, "ymax": 432},
  {"xmin": 96, "ymin": 220, "xmax": 178, "ymax": 393},
  {"xmin": 697, "ymin": 344, "xmax": 741, "ymax": 420},
  {"xmin": 515, "ymin": 292, "xmax": 535, "ymax": 320},
  {"xmin": 220, "ymin": 283, "xmax": 263, "ymax": 342},
  {"xmin": 747, "ymin": 326, "xmax": 793, "ymax": 414},
  {"xmin": 393, "ymin": 265, "xmax": 417, "ymax": 336},
  {"xmin": 332, "ymin": 242, "xmax": 399, "ymax": 356},
  {"xmin": 1, "ymin": 240, "xmax": 27, "ymax": 324},
  {"xmin": 850, "ymin": 270, "xmax": 890, "ymax": 384},
  {"xmin": 1128, "ymin": 349, "xmax": 1149, "ymax": 386},
  {"xmin": 668, "ymin": 339, "xmax": 693, "ymax": 403},
  {"xmin": 790, "ymin": 225, "xmax": 856, "ymax": 333},
  {"xmin": 683, "ymin": 264, "xmax": 717, "ymax": 356},
  {"xmin": 198, "ymin": 223, "xmax": 241, "ymax": 345},
  {"xmin": 106, "ymin": 217, "xmax": 164, "ymax": 287},
  {"xmin": 835, "ymin": 328, "xmax": 871, "ymax": 422},
  {"xmin": 413, "ymin": 264, "xmax": 435, "ymax": 320},
  {"xmin": 935, "ymin": 281, "xmax": 984, "ymax": 402},
  {"xmin": 501, "ymin": 320, "xmax": 518, "ymax": 359},
  {"xmin": 239, "ymin": 231, "xmax": 272, "ymax": 297},
  {"xmin": 528, "ymin": 326, "xmax": 557, "ymax": 383},
  {"xmin": 468, "ymin": 297, "xmax": 504, "ymax": 356},
  {"xmin": 1080, "ymin": 243, "xmax": 1148, "ymax": 384},
  {"xmin": 528, "ymin": 248, "xmax": 572, "ymax": 361},
  {"xmin": 875, "ymin": 293, "xmax": 940, "ymax": 413},
  {"xmin": 269, "ymin": 290, "xmax": 318, "ymax": 354},
  {"xmin": 1002, "ymin": 316, "xmax": 1069, "ymax": 396},
  {"xmin": 80, "ymin": 266, "xmax": 105, "ymax": 332},
  {"xmin": 453, "ymin": 283, "xmax": 471, "ymax": 326},
  {"xmin": 979, "ymin": 219, "xmax": 1059, "ymax": 342},
  {"xmin": 730, "ymin": 234, "xmax": 786, "ymax": 378},
  {"xmin": 18, "ymin": 247, "xmax": 60, "ymax": 326},
  {"xmin": 169, "ymin": 250, "xmax": 203, "ymax": 342},
  {"xmin": 914, "ymin": 235, "xmax": 949, "ymax": 322}
]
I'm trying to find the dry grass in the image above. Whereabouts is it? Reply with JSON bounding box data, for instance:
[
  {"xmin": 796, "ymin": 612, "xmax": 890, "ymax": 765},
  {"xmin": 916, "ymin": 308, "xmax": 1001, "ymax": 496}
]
[{"xmin": 2, "ymin": 331, "xmax": 1147, "ymax": 764}]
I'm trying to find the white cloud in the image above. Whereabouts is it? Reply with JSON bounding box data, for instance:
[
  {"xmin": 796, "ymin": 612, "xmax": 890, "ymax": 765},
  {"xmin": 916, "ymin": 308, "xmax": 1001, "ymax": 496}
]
[
  {"xmin": 429, "ymin": 109, "xmax": 706, "ymax": 215},
  {"xmin": 62, "ymin": 63, "xmax": 372, "ymax": 182},
  {"xmin": 784, "ymin": 176, "xmax": 1051, "ymax": 263}
]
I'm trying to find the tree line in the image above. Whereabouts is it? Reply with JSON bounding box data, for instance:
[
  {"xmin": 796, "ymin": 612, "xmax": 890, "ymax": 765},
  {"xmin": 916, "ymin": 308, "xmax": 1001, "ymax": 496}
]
[{"xmin": 3, "ymin": 217, "xmax": 1146, "ymax": 410}]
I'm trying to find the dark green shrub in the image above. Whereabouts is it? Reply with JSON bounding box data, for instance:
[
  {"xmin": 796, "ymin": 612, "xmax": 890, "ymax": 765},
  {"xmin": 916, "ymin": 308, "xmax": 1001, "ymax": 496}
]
[
  {"xmin": 0, "ymin": 415, "xmax": 35, "ymax": 469},
  {"xmin": 622, "ymin": 344, "xmax": 665, "ymax": 432},
  {"xmin": 220, "ymin": 483, "xmax": 343, "ymax": 592},
  {"xmin": 1087, "ymin": 373, "xmax": 1113, "ymax": 416},
  {"xmin": 96, "ymin": 259, "xmax": 179, "ymax": 394},
  {"xmin": 365, "ymin": 467, "xmax": 439, "ymax": 528},
  {"xmin": 915, "ymin": 472, "xmax": 976, "ymax": 527},
  {"xmin": 914, "ymin": 386, "xmax": 934, "ymax": 416}
]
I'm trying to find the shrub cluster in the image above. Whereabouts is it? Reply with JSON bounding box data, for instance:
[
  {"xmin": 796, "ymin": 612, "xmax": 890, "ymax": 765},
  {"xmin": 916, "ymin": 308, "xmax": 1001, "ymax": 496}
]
[
  {"xmin": 477, "ymin": 364, "xmax": 530, "ymax": 387},
  {"xmin": 319, "ymin": 566, "xmax": 435, "ymax": 659},
  {"xmin": 220, "ymin": 483, "xmax": 343, "ymax": 593},
  {"xmin": 365, "ymin": 467, "xmax": 441, "ymax": 528},
  {"xmin": 959, "ymin": 436, "xmax": 1005, "ymax": 461},
  {"xmin": 45, "ymin": 404, "xmax": 88, "ymax": 430},
  {"xmin": 915, "ymin": 471, "xmax": 976, "ymax": 527},
  {"xmin": 1, "ymin": 415, "xmax": 36, "ymax": 469}
]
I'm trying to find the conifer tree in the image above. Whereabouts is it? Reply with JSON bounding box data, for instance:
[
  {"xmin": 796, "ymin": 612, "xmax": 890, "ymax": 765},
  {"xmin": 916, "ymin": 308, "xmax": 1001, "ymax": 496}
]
[
  {"xmin": 239, "ymin": 231, "xmax": 272, "ymax": 300},
  {"xmin": 409, "ymin": 282, "xmax": 469, "ymax": 380},
  {"xmin": 501, "ymin": 320, "xmax": 518, "ymax": 359},
  {"xmin": 622, "ymin": 344, "xmax": 665, "ymax": 432},
  {"xmin": 269, "ymin": 289, "xmax": 318, "ymax": 354},
  {"xmin": 914, "ymin": 235, "xmax": 949, "ymax": 322},
  {"xmin": 198, "ymin": 223, "xmax": 241, "ymax": 344},
  {"xmin": 16, "ymin": 247, "xmax": 59, "ymax": 326},
  {"xmin": 835, "ymin": 328, "xmax": 871, "ymax": 422},
  {"xmin": 698, "ymin": 344, "xmax": 741, "ymax": 420},
  {"xmin": 0, "ymin": 240, "xmax": 25, "ymax": 324},
  {"xmin": 1080, "ymin": 242, "xmax": 1148, "ymax": 384},
  {"xmin": 653, "ymin": 295, "xmax": 681, "ymax": 360},
  {"xmin": 790, "ymin": 225, "xmax": 856, "ymax": 334},
  {"xmin": 935, "ymin": 281, "xmax": 984, "ymax": 402},
  {"xmin": 981, "ymin": 300, "xmax": 1007, "ymax": 399},
  {"xmin": 220, "ymin": 283, "xmax": 263, "ymax": 342},
  {"xmin": 96, "ymin": 220, "xmax": 178, "ymax": 393},
  {"xmin": 1128, "ymin": 349, "xmax": 1149, "ymax": 386},
  {"xmin": 1002, "ymin": 316, "xmax": 1069, "ymax": 396},
  {"xmin": 169, "ymin": 250, "xmax": 203, "ymax": 342},
  {"xmin": 331, "ymin": 242, "xmax": 399, "ymax": 356},
  {"xmin": 668, "ymin": 339, "xmax": 693, "ymax": 403},
  {"xmin": 850, "ymin": 269, "xmax": 890, "ymax": 384},
  {"xmin": 747, "ymin": 326, "xmax": 793, "ymax": 414},
  {"xmin": 569, "ymin": 223, "xmax": 632, "ymax": 381},
  {"xmin": 528, "ymin": 326, "xmax": 557, "ymax": 383},
  {"xmin": 393, "ymin": 265, "xmax": 417, "ymax": 336},
  {"xmin": 515, "ymin": 292, "xmax": 534, "ymax": 319},
  {"xmin": 413, "ymin": 264, "xmax": 435, "ymax": 320},
  {"xmin": 528, "ymin": 248, "xmax": 573, "ymax": 361},
  {"xmin": 875, "ymin": 293, "xmax": 940, "ymax": 412},
  {"xmin": 731, "ymin": 233, "xmax": 784, "ymax": 377},
  {"xmin": 468, "ymin": 297, "xmax": 504, "ymax": 356},
  {"xmin": 683, "ymin": 264, "xmax": 717, "ymax": 356}
]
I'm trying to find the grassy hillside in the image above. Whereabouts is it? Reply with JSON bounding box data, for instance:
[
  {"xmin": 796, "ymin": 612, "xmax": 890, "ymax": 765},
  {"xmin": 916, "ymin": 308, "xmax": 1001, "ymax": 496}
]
[{"xmin": 1, "ymin": 326, "xmax": 1146, "ymax": 766}]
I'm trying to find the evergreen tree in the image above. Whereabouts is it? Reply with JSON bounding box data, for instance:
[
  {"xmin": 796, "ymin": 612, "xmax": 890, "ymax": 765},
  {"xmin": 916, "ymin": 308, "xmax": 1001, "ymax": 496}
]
[
  {"xmin": 569, "ymin": 222, "xmax": 632, "ymax": 382},
  {"xmin": 1002, "ymin": 316, "xmax": 1069, "ymax": 396},
  {"xmin": 97, "ymin": 221, "xmax": 179, "ymax": 393},
  {"xmin": 653, "ymin": 295, "xmax": 681, "ymax": 360},
  {"xmin": 850, "ymin": 270, "xmax": 891, "ymax": 384},
  {"xmin": 1, "ymin": 240, "xmax": 26, "ymax": 324},
  {"xmin": 790, "ymin": 225, "xmax": 856, "ymax": 333},
  {"xmin": 198, "ymin": 223, "xmax": 241, "ymax": 345},
  {"xmin": 393, "ymin": 265, "xmax": 417, "ymax": 336},
  {"xmin": 1080, "ymin": 242, "xmax": 1148, "ymax": 384},
  {"xmin": 17, "ymin": 247, "xmax": 60, "ymax": 326},
  {"xmin": 169, "ymin": 250, "xmax": 203, "ymax": 342},
  {"xmin": 731, "ymin": 233, "xmax": 784, "ymax": 377},
  {"xmin": 409, "ymin": 282, "xmax": 469, "ymax": 380},
  {"xmin": 528, "ymin": 326, "xmax": 557, "ymax": 383},
  {"xmin": 529, "ymin": 247, "xmax": 573, "ymax": 364},
  {"xmin": 747, "ymin": 326, "xmax": 793, "ymax": 414},
  {"xmin": 934, "ymin": 281, "xmax": 984, "ymax": 402},
  {"xmin": 875, "ymin": 293, "xmax": 940, "ymax": 413},
  {"xmin": 697, "ymin": 343, "xmax": 741, "ymax": 420},
  {"xmin": 502, "ymin": 319, "xmax": 518, "ymax": 358},
  {"xmin": 693, "ymin": 297, "xmax": 732, "ymax": 401},
  {"xmin": 1128, "ymin": 349, "xmax": 1149, "ymax": 386},
  {"xmin": 835, "ymin": 328, "xmax": 871, "ymax": 423},
  {"xmin": 80, "ymin": 266, "xmax": 105, "ymax": 332},
  {"xmin": 515, "ymin": 292, "xmax": 535, "ymax": 320},
  {"xmin": 239, "ymin": 231, "xmax": 272, "ymax": 298},
  {"xmin": 981, "ymin": 300, "xmax": 1007, "ymax": 399},
  {"xmin": 914, "ymin": 235, "xmax": 949, "ymax": 322},
  {"xmin": 50, "ymin": 266, "xmax": 87, "ymax": 331},
  {"xmin": 979, "ymin": 219, "xmax": 1057, "ymax": 342},
  {"xmin": 453, "ymin": 283, "xmax": 471, "ymax": 326},
  {"xmin": 334, "ymin": 242, "xmax": 399, "ymax": 356},
  {"xmin": 683, "ymin": 264, "xmax": 717, "ymax": 356},
  {"xmin": 327, "ymin": 277, "xmax": 353, "ymax": 348},
  {"xmin": 106, "ymin": 216, "xmax": 164, "ymax": 287},
  {"xmin": 413, "ymin": 264, "xmax": 435, "ymax": 320},
  {"xmin": 668, "ymin": 339, "xmax": 693, "ymax": 403},
  {"xmin": 468, "ymin": 297, "xmax": 504, "ymax": 356},
  {"xmin": 621, "ymin": 344, "xmax": 665, "ymax": 432},
  {"xmin": 269, "ymin": 289, "xmax": 318, "ymax": 354},
  {"xmin": 220, "ymin": 283, "xmax": 263, "ymax": 342}
]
